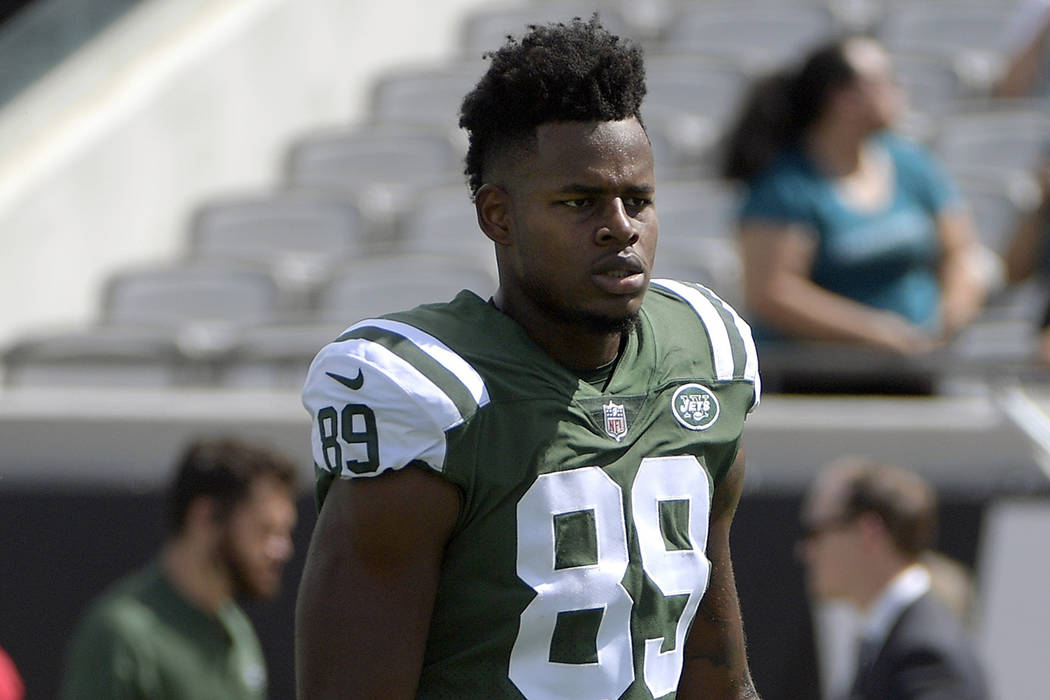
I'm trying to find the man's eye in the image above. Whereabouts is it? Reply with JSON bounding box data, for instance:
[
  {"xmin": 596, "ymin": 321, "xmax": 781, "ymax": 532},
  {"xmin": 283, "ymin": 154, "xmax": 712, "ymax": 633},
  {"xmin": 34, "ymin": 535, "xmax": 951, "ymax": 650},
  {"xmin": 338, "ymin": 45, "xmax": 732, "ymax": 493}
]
[{"xmin": 562, "ymin": 198, "xmax": 593, "ymax": 208}]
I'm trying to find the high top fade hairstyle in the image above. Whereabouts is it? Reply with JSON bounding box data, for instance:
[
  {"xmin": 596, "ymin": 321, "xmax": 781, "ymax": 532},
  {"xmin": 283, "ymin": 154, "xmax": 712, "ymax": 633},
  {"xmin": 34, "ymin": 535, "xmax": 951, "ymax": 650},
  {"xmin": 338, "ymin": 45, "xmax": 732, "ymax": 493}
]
[{"xmin": 459, "ymin": 15, "xmax": 647, "ymax": 197}]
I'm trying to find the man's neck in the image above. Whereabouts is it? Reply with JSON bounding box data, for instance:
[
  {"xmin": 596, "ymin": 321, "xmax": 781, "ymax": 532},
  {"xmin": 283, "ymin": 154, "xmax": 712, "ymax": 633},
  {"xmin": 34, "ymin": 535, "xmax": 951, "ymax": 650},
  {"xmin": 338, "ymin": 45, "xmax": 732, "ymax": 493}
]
[
  {"xmin": 161, "ymin": 538, "xmax": 231, "ymax": 614},
  {"xmin": 857, "ymin": 563, "xmax": 930, "ymax": 641},
  {"xmin": 490, "ymin": 291, "xmax": 627, "ymax": 370}
]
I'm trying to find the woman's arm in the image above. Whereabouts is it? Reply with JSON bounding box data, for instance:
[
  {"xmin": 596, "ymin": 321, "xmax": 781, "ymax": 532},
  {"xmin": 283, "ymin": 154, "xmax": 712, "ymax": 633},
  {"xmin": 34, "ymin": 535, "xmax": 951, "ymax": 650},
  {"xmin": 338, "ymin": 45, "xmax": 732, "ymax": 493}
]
[
  {"xmin": 936, "ymin": 208, "xmax": 988, "ymax": 339},
  {"xmin": 739, "ymin": 223, "xmax": 936, "ymax": 354}
]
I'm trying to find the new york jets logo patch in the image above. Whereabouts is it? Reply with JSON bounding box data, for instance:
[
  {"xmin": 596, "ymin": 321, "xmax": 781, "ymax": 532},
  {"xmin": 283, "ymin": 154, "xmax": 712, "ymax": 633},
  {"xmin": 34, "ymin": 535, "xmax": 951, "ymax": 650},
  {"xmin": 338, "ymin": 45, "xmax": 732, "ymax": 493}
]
[{"xmin": 671, "ymin": 383, "xmax": 719, "ymax": 431}]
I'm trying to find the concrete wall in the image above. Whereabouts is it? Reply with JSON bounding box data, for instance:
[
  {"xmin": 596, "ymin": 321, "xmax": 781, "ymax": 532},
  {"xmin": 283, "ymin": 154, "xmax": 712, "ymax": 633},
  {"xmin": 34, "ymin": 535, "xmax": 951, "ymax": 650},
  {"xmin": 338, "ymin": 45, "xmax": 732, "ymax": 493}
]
[{"xmin": 0, "ymin": 0, "xmax": 499, "ymax": 348}]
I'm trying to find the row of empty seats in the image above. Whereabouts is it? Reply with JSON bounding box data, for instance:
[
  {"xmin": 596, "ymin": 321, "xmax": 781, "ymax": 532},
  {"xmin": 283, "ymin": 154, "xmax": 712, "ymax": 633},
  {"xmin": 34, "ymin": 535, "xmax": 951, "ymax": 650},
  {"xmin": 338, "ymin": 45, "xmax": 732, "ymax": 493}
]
[{"xmin": 3, "ymin": 0, "xmax": 1047, "ymax": 390}]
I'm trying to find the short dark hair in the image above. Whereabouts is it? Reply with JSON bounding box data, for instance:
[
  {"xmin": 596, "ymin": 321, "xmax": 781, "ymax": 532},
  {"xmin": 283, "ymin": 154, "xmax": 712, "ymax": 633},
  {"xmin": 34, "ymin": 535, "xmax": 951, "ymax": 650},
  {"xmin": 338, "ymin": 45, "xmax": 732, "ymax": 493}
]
[
  {"xmin": 459, "ymin": 15, "xmax": 647, "ymax": 196},
  {"xmin": 834, "ymin": 458, "xmax": 937, "ymax": 559},
  {"xmin": 167, "ymin": 437, "xmax": 298, "ymax": 534}
]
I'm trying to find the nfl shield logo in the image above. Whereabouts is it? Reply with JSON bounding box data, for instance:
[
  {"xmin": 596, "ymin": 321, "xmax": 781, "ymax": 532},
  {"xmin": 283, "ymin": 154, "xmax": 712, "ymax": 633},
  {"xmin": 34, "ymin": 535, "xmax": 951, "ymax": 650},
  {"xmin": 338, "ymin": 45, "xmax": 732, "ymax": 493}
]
[{"xmin": 602, "ymin": 401, "xmax": 628, "ymax": 442}]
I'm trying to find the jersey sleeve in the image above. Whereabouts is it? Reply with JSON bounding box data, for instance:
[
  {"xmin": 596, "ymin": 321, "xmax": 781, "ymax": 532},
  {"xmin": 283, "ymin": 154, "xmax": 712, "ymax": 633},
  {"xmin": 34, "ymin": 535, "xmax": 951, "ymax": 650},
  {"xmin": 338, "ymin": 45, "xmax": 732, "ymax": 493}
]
[
  {"xmin": 302, "ymin": 318, "xmax": 490, "ymax": 484},
  {"xmin": 650, "ymin": 279, "xmax": 762, "ymax": 412}
]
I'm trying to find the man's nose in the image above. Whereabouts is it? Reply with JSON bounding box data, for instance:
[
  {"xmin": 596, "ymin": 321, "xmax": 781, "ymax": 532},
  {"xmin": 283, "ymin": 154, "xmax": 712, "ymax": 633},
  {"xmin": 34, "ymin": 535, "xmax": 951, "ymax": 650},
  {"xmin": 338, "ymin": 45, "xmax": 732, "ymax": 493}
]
[{"xmin": 595, "ymin": 197, "xmax": 637, "ymax": 246}]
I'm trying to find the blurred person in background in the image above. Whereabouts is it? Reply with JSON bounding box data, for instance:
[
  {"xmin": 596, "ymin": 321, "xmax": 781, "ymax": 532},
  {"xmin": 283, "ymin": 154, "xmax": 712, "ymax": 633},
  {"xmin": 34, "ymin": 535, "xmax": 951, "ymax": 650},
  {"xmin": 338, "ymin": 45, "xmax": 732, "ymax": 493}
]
[
  {"xmin": 996, "ymin": 0, "xmax": 1050, "ymax": 98},
  {"xmin": 0, "ymin": 646, "xmax": 24, "ymax": 700},
  {"xmin": 1003, "ymin": 154, "xmax": 1050, "ymax": 363},
  {"xmin": 61, "ymin": 437, "xmax": 299, "ymax": 700},
  {"xmin": 721, "ymin": 37, "xmax": 987, "ymax": 393},
  {"xmin": 798, "ymin": 457, "xmax": 989, "ymax": 700}
]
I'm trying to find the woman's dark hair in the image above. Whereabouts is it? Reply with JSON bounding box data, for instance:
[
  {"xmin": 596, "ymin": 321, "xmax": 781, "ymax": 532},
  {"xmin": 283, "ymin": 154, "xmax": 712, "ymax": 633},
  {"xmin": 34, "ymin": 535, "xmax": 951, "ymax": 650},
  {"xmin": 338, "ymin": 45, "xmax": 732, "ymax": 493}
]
[
  {"xmin": 721, "ymin": 38, "xmax": 859, "ymax": 182},
  {"xmin": 167, "ymin": 437, "xmax": 298, "ymax": 534},
  {"xmin": 459, "ymin": 15, "xmax": 647, "ymax": 196}
]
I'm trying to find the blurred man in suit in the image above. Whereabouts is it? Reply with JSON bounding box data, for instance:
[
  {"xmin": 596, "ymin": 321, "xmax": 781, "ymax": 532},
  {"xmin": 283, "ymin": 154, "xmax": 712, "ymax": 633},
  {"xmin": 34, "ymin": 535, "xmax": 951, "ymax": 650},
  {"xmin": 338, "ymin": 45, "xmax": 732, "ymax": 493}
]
[{"xmin": 798, "ymin": 457, "xmax": 989, "ymax": 700}]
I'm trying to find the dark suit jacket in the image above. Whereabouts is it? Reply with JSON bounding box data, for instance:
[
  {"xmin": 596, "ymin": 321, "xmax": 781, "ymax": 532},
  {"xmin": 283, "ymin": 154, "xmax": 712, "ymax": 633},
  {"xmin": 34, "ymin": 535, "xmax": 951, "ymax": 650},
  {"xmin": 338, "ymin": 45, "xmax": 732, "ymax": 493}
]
[{"xmin": 849, "ymin": 592, "xmax": 990, "ymax": 700}]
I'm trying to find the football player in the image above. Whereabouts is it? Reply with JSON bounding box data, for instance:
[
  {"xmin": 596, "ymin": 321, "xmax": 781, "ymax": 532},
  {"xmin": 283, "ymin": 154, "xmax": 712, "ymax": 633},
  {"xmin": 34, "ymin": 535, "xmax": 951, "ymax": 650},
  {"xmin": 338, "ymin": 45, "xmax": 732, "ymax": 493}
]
[{"xmin": 297, "ymin": 16, "xmax": 761, "ymax": 700}]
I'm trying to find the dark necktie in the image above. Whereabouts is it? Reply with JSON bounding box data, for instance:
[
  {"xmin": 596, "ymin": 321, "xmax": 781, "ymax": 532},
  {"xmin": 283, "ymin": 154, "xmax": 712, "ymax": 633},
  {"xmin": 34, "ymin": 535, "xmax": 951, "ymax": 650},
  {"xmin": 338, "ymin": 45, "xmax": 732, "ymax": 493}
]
[{"xmin": 847, "ymin": 635, "xmax": 881, "ymax": 700}]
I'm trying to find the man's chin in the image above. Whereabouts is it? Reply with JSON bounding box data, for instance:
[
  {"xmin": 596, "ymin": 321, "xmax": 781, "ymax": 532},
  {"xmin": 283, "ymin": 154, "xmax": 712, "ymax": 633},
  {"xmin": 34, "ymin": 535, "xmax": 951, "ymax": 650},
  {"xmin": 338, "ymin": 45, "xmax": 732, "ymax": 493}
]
[{"xmin": 571, "ymin": 309, "xmax": 640, "ymax": 336}]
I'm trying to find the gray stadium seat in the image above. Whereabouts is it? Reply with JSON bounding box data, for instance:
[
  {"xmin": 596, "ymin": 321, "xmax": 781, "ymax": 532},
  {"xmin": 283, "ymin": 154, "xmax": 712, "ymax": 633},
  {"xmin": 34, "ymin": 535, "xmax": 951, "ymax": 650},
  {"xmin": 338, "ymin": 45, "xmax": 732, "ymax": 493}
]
[
  {"xmin": 2, "ymin": 325, "xmax": 192, "ymax": 388},
  {"xmin": 314, "ymin": 254, "xmax": 498, "ymax": 323},
  {"xmin": 878, "ymin": 2, "xmax": 1013, "ymax": 92},
  {"xmin": 935, "ymin": 104, "xmax": 1050, "ymax": 181},
  {"xmin": 644, "ymin": 53, "xmax": 752, "ymax": 128},
  {"xmin": 394, "ymin": 184, "xmax": 495, "ymax": 271},
  {"xmin": 369, "ymin": 60, "xmax": 486, "ymax": 134},
  {"xmin": 214, "ymin": 320, "xmax": 349, "ymax": 389},
  {"xmin": 458, "ymin": 2, "xmax": 634, "ymax": 58},
  {"xmin": 100, "ymin": 261, "xmax": 288, "ymax": 359},
  {"xmin": 878, "ymin": 2, "xmax": 1011, "ymax": 58},
  {"xmin": 654, "ymin": 178, "xmax": 740, "ymax": 244},
  {"xmin": 284, "ymin": 124, "xmax": 462, "ymax": 194},
  {"xmin": 188, "ymin": 191, "xmax": 377, "ymax": 299},
  {"xmin": 956, "ymin": 173, "xmax": 1040, "ymax": 255},
  {"xmin": 889, "ymin": 51, "xmax": 967, "ymax": 117},
  {"xmin": 284, "ymin": 124, "xmax": 464, "ymax": 241},
  {"xmin": 643, "ymin": 103, "xmax": 720, "ymax": 179},
  {"xmin": 661, "ymin": 3, "xmax": 839, "ymax": 71},
  {"xmin": 652, "ymin": 237, "xmax": 743, "ymax": 308}
]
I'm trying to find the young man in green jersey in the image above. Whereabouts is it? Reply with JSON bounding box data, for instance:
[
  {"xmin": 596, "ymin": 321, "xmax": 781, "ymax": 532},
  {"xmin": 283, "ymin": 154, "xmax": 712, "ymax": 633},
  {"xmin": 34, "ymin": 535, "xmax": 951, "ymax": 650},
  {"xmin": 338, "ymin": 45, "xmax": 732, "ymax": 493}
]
[
  {"xmin": 61, "ymin": 438, "xmax": 299, "ymax": 700},
  {"xmin": 297, "ymin": 16, "xmax": 761, "ymax": 700}
]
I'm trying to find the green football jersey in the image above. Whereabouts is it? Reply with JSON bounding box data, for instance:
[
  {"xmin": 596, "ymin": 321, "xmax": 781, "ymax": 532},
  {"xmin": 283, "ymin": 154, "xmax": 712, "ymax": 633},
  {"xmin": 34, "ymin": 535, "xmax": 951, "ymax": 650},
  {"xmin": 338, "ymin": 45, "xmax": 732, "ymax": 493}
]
[{"xmin": 302, "ymin": 280, "xmax": 760, "ymax": 700}]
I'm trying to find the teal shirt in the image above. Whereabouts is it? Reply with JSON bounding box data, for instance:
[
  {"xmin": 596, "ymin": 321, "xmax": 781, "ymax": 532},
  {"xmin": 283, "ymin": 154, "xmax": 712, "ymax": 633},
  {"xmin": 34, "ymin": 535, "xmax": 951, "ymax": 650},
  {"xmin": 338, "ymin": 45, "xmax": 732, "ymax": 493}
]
[
  {"xmin": 61, "ymin": 563, "xmax": 267, "ymax": 700},
  {"xmin": 740, "ymin": 132, "xmax": 959, "ymax": 339}
]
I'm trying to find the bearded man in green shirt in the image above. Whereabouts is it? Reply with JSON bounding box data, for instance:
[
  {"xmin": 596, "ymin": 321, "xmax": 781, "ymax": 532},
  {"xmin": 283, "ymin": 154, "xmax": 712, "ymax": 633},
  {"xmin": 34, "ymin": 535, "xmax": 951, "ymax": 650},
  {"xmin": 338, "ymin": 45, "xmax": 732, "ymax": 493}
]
[{"xmin": 61, "ymin": 437, "xmax": 299, "ymax": 700}]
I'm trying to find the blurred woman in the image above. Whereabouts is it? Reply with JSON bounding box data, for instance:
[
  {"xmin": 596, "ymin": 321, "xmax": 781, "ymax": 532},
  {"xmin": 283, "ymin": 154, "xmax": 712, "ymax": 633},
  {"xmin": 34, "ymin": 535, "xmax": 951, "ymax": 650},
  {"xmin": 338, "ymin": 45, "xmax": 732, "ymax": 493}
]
[{"xmin": 721, "ymin": 38, "xmax": 987, "ymax": 369}]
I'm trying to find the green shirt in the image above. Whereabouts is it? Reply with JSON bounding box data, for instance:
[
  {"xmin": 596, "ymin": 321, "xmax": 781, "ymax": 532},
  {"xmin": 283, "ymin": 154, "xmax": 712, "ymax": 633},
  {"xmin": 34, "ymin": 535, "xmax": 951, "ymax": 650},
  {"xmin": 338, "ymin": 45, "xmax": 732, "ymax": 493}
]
[
  {"xmin": 61, "ymin": 563, "xmax": 267, "ymax": 700},
  {"xmin": 302, "ymin": 282, "xmax": 760, "ymax": 699}
]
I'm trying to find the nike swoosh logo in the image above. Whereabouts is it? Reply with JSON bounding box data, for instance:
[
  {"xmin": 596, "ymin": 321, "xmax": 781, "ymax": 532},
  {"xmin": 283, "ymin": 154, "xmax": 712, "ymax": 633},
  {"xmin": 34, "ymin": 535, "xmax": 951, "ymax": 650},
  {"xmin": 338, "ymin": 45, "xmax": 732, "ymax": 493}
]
[{"xmin": 326, "ymin": 369, "xmax": 364, "ymax": 390}]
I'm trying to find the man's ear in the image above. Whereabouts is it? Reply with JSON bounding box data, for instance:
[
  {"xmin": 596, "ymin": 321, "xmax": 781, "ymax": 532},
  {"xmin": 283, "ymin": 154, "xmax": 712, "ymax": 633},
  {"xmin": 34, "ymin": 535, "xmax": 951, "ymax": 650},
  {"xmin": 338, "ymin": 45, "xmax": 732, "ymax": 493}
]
[
  {"xmin": 184, "ymin": 496, "xmax": 222, "ymax": 539},
  {"xmin": 856, "ymin": 511, "xmax": 889, "ymax": 546},
  {"xmin": 475, "ymin": 184, "xmax": 512, "ymax": 245}
]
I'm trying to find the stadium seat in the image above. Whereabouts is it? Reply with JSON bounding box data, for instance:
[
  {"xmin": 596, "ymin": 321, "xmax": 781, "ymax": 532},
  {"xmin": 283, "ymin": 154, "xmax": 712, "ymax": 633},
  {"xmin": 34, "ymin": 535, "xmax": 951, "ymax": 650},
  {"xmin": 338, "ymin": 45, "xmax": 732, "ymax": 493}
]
[
  {"xmin": 934, "ymin": 104, "xmax": 1050, "ymax": 181},
  {"xmin": 956, "ymin": 173, "xmax": 1040, "ymax": 255},
  {"xmin": 214, "ymin": 320, "xmax": 349, "ymax": 389},
  {"xmin": 394, "ymin": 183, "xmax": 495, "ymax": 272},
  {"xmin": 652, "ymin": 236, "xmax": 744, "ymax": 308},
  {"xmin": 188, "ymin": 191, "xmax": 378, "ymax": 302},
  {"xmin": 877, "ymin": 2, "xmax": 1013, "ymax": 92},
  {"xmin": 643, "ymin": 53, "xmax": 752, "ymax": 127},
  {"xmin": 100, "ymin": 261, "xmax": 288, "ymax": 359},
  {"xmin": 660, "ymin": 3, "xmax": 839, "ymax": 71},
  {"xmin": 2, "ymin": 325, "xmax": 193, "ymax": 388},
  {"xmin": 458, "ymin": 2, "xmax": 634, "ymax": 58},
  {"xmin": 102, "ymin": 261, "xmax": 285, "ymax": 327},
  {"xmin": 314, "ymin": 253, "xmax": 498, "ymax": 322},
  {"xmin": 653, "ymin": 178, "xmax": 740, "ymax": 243},
  {"xmin": 889, "ymin": 51, "xmax": 967, "ymax": 117},
  {"xmin": 368, "ymin": 59, "xmax": 486, "ymax": 134},
  {"xmin": 284, "ymin": 123, "xmax": 463, "ymax": 224},
  {"xmin": 877, "ymin": 2, "xmax": 1011, "ymax": 57}
]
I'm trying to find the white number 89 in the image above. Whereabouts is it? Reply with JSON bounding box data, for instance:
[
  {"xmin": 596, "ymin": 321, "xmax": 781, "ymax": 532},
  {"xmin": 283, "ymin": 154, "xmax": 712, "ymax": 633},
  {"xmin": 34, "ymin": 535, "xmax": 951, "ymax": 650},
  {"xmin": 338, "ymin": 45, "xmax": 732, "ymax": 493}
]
[{"xmin": 509, "ymin": 456, "xmax": 712, "ymax": 700}]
